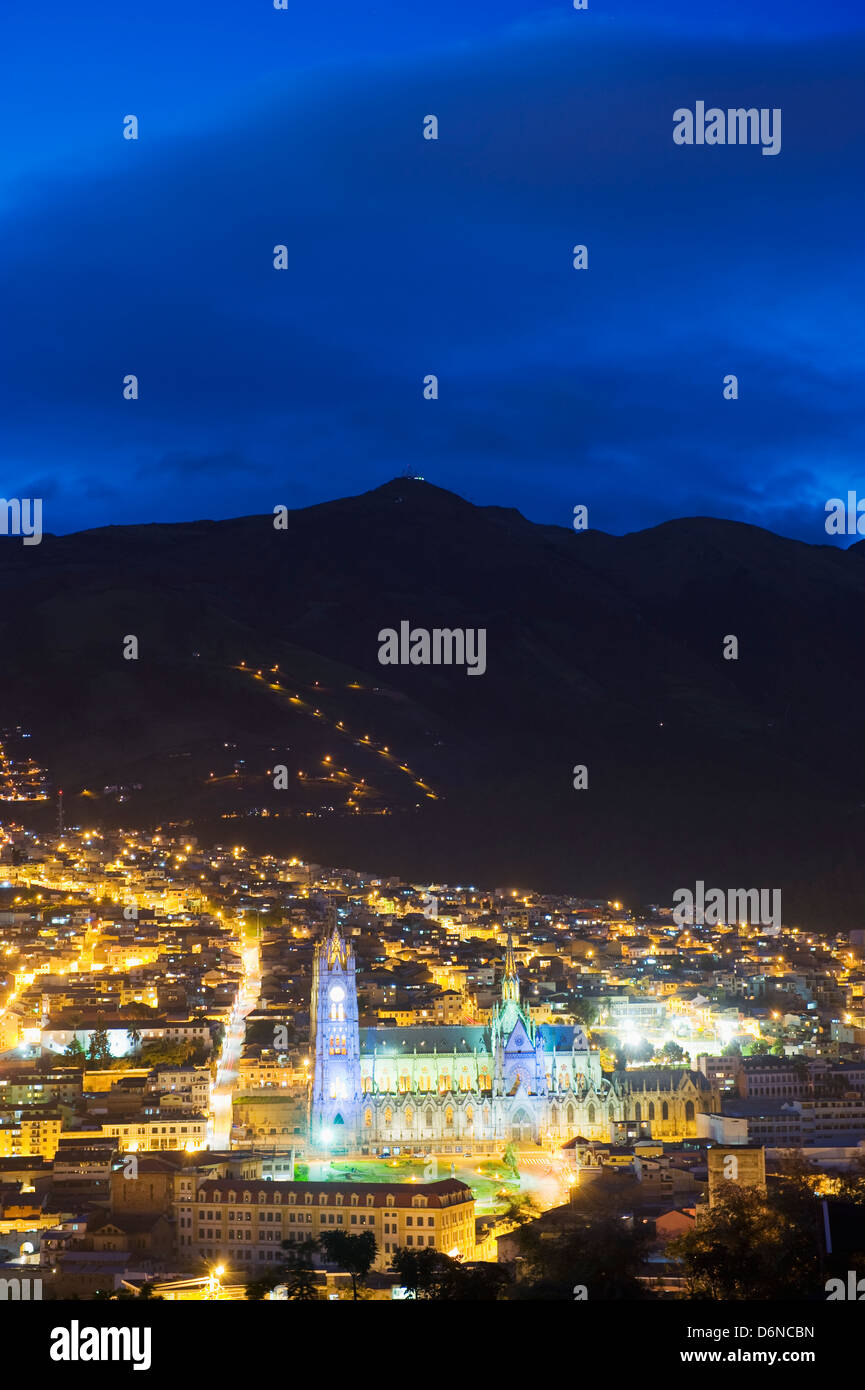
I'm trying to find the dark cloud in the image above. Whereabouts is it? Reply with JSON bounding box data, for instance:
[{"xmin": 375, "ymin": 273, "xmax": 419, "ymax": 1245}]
[{"xmin": 0, "ymin": 19, "xmax": 862, "ymax": 542}]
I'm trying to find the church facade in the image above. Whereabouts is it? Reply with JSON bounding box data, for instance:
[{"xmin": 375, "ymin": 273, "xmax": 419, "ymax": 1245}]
[{"xmin": 310, "ymin": 924, "xmax": 717, "ymax": 1153}]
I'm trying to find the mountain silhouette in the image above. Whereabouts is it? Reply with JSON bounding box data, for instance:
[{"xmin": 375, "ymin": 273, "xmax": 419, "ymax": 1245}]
[{"xmin": 2, "ymin": 477, "xmax": 863, "ymax": 928}]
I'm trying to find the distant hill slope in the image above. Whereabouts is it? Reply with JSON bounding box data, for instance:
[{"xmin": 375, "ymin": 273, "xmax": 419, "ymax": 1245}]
[{"xmin": 2, "ymin": 478, "xmax": 864, "ymax": 928}]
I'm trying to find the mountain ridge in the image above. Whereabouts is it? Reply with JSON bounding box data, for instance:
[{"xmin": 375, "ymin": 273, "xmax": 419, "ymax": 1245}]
[{"xmin": 1, "ymin": 479, "xmax": 862, "ymax": 928}]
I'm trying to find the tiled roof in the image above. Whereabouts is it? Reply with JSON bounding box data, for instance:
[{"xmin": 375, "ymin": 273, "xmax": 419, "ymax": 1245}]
[{"xmin": 193, "ymin": 1178, "xmax": 473, "ymax": 1208}]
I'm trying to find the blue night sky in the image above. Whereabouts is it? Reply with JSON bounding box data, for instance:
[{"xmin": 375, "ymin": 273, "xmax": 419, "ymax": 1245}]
[{"xmin": 1, "ymin": 0, "xmax": 863, "ymax": 541}]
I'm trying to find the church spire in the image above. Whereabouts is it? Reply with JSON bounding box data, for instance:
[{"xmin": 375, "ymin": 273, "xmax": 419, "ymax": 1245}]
[
  {"xmin": 501, "ymin": 929, "xmax": 520, "ymax": 1005},
  {"xmin": 323, "ymin": 904, "xmax": 348, "ymax": 968}
]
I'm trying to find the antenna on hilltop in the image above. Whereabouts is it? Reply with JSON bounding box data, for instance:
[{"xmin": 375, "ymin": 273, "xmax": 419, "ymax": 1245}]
[{"xmin": 57, "ymin": 788, "xmax": 64, "ymax": 835}]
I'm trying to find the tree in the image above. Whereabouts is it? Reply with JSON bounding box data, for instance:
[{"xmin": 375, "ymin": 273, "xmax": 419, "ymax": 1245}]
[
  {"xmin": 87, "ymin": 1027, "xmax": 111, "ymax": 1064},
  {"xmin": 832, "ymin": 1152, "xmax": 865, "ymax": 1203},
  {"xmin": 501, "ymin": 1193, "xmax": 540, "ymax": 1226},
  {"xmin": 138, "ymin": 1041, "xmax": 193, "ymax": 1066},
  {"xmin": 391, "ymin": 1247, "xmax": 462, "ymax": 1299},
  {"xmin": 450, "ymin": 1262, "xmax": 511, "ymax": 1300},
  {"xmin": 571, "ymin": 999, "xmax": 598, "ymax": 1030},
  {"xmin": 283, "ymin": 1266, "xmax": 319, "ymax": 1300},
  {"xmin": 658, "ymin": 1040, "xmax": 685, "ymax": 1063},
  {"xmin": 669, "ymin": 1184, "xmax": 819, "ymax": 1299},
  {"xmin": 744, "ymin": 1039, "xmax": 770, "ymax": 1056},
  {"xmin": 63, "ymin": 1037, "xmax": 87, "ymax": 1067},
  {"xmin": 246, "ymin": 1236, "xmax": 321, "ymax": 1301},
  {"xmin": 319, "ymin": 1229, "xmax": 377, "ymax": 1300},
  {"xmin": 126, "ymin": 1026, "xmax": 142, "ymax": 1051},
  {"xmin": 722, "ymin": 1040, "xmax": 742, "ymax": 1056},
  {"xmin": 513, "ymin": 1211, "xmax": 652, "ymax": 1299},
  {"xmin": 390, "ymin": 1247, "xmax": 507, "ymax": 1300},
  {"xmin": 502, "ymin": 1142, "xmax": 520, "ymax": 1177}
]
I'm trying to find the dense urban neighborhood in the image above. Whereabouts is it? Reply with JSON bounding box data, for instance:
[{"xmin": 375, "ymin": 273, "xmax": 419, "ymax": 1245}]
[{"xmin": 1, "ymin": 817, "xmax": 864, "ymax": 1300}]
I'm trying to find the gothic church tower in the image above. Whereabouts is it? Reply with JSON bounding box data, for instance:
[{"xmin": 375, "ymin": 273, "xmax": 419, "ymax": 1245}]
[{"xmin": 310, "ymin": 921, "xmax": 361, "ymax": 1148}]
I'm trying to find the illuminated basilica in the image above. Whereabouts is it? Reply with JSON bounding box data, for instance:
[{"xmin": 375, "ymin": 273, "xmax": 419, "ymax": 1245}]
[{"xmin": 310, "ymin": 925, "xmax": 717, "ymax": 1153}]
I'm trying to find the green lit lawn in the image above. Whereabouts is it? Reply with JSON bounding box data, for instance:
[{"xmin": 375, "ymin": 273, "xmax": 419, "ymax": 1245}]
[{"xmin": 309, "ymin": 1157, "xmax": 522, "ymax": 1214}]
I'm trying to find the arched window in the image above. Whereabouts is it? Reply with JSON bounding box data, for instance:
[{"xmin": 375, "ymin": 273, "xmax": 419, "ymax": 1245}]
[
  {"xmin": 439, "ymin": 1074, "xmax": 451, "ymax": 1094},
  {"xmin": 362, "ymin": 1077, "xmax": 373, "ymax": 1094},
  {"xmin": 384, "ymin": 1107, "xmax": 393, "ymax": 1126},
  {"xmin": 399, "ymin": 1074, "xmax": 410, "ymax": 1092},
  {"xmin": 425, "ymin": 1107, "xmax": 434, "ymax": 1128},
  {"xmin": 685, "ymin": 1100, "xmax": 695, "ymax": 1122},
  {"xmin": 466, "ymin": 1105, "xmax": 473, "ymax": 1125},
  {"xmin": 648, "ymin": 1102, "xmax": 655, "ymax": 1120},
  {"xmin": 405, "ymin": 1107, "xmax": 413, "ymax": 1128},
  {"xmin": 662, "ymin": 1101, "xmax": 669, "ymax": 1121},
  {"xmin": 587, "ymin": 1103, "xmax": 595, "ymax": 1124},
  {"xmin": 445, "ymin": 1106, "xmax": 453, "ymax": 1127},
  {"xmin": 608, "ymin": 1104, "xmax": 615, "ymax": 1120},
  {"xmin": 635, "ymin": 1102, "xmax": 642, "ymax": 1123},
  {"xmin": 419, "ymin": 1073, "xmax": 431, "ymax": 1093},
  {"xmin": 566, "ymin": 1103, "xmax": 575, "ymax": 1126},
  {"xmin": 364, "ymin": 1108, "xmax": 372, "ymax": 1128}
]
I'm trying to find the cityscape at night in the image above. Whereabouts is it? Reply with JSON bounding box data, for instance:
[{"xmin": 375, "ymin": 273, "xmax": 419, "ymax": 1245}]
[
  {"xmin": 1, "ymin": 0, "xmax": 863, "ymax": 1368},
  {"xmin": 1, "ymin": 816, "xmax": 865, "ymax": 1318}
]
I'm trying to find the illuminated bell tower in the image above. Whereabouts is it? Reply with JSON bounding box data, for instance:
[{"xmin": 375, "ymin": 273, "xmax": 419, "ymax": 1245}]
[{"xmin": 310, "ymin": 921, "xmax": 361, "ymax": 1150}]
